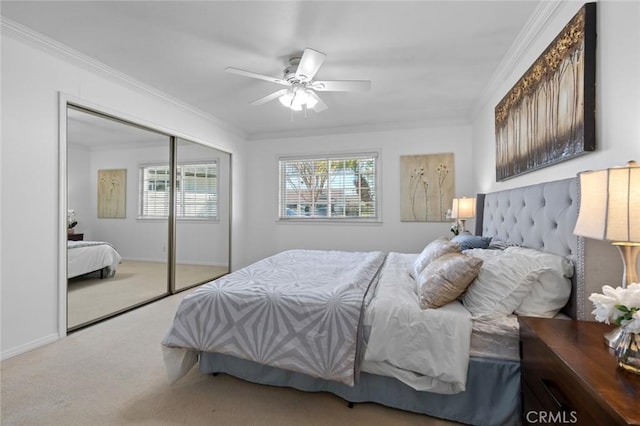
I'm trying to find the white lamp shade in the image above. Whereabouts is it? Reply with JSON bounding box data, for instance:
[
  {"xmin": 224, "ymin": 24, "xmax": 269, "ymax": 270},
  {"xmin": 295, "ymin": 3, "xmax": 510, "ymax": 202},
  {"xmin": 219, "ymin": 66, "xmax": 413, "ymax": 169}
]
[
  {"xmin": 451, "ymin": 197, "xmax": 475, "ymax": 220},
  {"xmin": 574, "ymin": 161, "xmax": 640, "ymax": 242}
]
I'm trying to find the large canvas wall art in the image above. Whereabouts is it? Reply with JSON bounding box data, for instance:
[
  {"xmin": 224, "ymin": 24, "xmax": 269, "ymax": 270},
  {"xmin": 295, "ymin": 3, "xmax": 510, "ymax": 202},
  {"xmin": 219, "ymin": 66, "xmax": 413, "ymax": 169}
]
[
  {"xmin": 495, "ymin": 2, "xmax": 596, "ymax": 181},
  {"xmin": 97, "ymin": 169, "xmax": 126, "ymax": 218},
  {"xmin": 400, "ymin": 153, "xmax": 454, "ymax": 222}
]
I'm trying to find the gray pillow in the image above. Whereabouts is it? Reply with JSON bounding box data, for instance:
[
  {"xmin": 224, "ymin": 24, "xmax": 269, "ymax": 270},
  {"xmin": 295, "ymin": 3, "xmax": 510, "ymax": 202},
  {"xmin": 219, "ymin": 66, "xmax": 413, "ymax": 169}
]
[
  {"xmin": 487, "ymin": 239, "xmax": 519, "ymax": 250},
  {"xmin": 451, "ymin": 234, "xmax": 492, "ymax": 250}
]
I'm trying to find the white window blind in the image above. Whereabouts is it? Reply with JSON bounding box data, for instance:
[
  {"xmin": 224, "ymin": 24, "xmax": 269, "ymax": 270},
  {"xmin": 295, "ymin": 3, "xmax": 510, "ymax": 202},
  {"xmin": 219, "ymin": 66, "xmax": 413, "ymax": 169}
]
[
  {"xmin": 279, "ymin": 153, "xmax": 378, "ymax": 220},
  {"xmin": 139, "ymin": 161, "xmax": 218, "ymax": 219}
]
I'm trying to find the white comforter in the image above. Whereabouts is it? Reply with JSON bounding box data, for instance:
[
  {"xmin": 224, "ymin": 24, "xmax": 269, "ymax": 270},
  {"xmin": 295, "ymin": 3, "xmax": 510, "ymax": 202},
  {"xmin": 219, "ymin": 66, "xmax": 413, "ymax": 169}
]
[
  {"xmin": 362, "ymin": 252, "xmax": 473, "ymax": 394},
  {"xmin": 67, "ymin": 241, "xmax": 121, "ymax": 278}
]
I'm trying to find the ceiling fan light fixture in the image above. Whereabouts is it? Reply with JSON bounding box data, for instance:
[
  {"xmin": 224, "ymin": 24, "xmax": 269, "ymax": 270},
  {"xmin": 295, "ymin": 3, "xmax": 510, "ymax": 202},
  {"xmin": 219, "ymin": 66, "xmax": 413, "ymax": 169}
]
[
  {"xmin": 278, "ymin": 88, "xmax": 317, "ymax": 111},
  {"xmin": 278, "ymin": 90, "xmax": 297, "ymax": 109},
  {"xmin": 302, "ymin": 90, "xmax": 318, "ymax": 109},
  {"xmin": 227, "ymin": 47, "xmax": 370, "ymax": 113}
]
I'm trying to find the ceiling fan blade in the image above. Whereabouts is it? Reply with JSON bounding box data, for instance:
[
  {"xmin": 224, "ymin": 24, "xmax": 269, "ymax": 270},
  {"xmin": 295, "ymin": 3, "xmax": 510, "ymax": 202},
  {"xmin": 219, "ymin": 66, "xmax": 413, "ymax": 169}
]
[
  {"xmin": 308, "ymin": 91, "xmax": 328, "ymax": 112},
  {"xmin": 250, "ymin": 89, "xmax": 289, "ymax": 106},
  {"xmin": 225, "ymin": 67, "xmax": 289, "ymax": 86},
  {"xmin": 296, "ymin": 48, "xmax": 326, "ymax": 81},
  {"xmin": 310, "ymin": 80, "xmax": 371, "ymax": 92}
]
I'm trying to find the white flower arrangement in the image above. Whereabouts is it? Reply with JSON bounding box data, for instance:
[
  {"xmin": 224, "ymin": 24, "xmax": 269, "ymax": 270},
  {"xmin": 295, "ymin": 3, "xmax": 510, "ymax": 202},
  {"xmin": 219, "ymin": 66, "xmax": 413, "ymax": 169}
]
[
  {"xmin": 589, "ymin": 283, "xmax": 640, "ymax": 333},
  {"xmin": 444, "ymin": 209, "xmax": 459, "ymax": 236},
  {"xmin": 67, "ymin": 209, "xmax": 78, "ymax": 229}
]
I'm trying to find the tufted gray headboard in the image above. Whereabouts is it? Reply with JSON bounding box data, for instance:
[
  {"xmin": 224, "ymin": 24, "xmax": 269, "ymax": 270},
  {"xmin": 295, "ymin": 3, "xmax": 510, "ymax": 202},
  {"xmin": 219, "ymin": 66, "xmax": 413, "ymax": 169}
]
[{"xmin": 474, "ymin": 178, "xmax": 582, "ymax": 319}]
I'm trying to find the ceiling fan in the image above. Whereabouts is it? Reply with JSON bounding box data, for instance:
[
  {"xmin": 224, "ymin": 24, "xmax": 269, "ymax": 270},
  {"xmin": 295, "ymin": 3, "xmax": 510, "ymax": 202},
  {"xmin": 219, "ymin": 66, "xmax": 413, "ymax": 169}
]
[{"xmin": 225, "ymin": 48, "xmax": 371, "ymax": 113}]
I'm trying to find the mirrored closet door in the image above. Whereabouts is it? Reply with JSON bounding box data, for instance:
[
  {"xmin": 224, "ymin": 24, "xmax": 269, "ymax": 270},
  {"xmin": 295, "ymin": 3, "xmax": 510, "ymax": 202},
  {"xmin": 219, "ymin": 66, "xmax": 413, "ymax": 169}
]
[
  {"xmin": 66, "ymin": 106, "xmax": 231, "ymax": 331},
  {"xmin": 174, "ymin": 138, "xmax": 230, "ymax": 291}
]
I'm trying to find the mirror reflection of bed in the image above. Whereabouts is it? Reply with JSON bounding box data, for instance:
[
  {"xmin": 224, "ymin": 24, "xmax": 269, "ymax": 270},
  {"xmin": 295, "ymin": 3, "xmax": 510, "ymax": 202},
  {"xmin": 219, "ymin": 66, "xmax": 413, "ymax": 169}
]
[{"xmin": 66, "ymin": 106, "xmax": 231, "ymax": 331}]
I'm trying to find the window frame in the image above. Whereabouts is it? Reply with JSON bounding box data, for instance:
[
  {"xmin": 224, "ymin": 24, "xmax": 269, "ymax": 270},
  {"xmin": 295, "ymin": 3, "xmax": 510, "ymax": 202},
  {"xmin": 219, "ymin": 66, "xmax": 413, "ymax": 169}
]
[
  {"xmin": 277, "ymin": 151, "xmax": 381, "ymax": 223},
  {"xmin": 138, "ymin": 159, "xmax": 219, "ymax": 221}
]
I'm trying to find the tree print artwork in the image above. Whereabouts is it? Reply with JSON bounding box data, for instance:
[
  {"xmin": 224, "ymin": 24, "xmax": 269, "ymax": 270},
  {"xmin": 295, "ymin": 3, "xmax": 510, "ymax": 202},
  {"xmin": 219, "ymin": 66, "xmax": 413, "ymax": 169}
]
[{"xmin": 494, "ymin": 3, "xmax": 596, "ymax": 181}]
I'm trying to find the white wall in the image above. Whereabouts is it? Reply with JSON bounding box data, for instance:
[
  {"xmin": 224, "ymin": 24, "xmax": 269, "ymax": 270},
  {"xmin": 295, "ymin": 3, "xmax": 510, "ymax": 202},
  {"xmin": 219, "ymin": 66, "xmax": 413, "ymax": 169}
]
[
  {"xmin": 67, "ymin": 144, "xmax": 92, "ymax": 235},
  {"xmin": 471, "ymin": 1, "xmax": 640, "ymax": 193},
  {"xmin": 72, "ymin": 142, "xmax": 230, "ymax": 266},
  {"xmin": 244, "ymin": 125, "xmax": 474, "ymax": 265},
  {"xmin": 75, "ymin": 144, "xmax": 171, "ymax": 253},
  {"xmin": 470, "ymin": 1, "xmax": 640, "ymax": 283},
  {"xmin": 0, "ymin": 31, "xmax": 248, "ymax": 359},
  {"xmin": 175, "ymin": 142, "xmax": 232, "ymax": 266}
]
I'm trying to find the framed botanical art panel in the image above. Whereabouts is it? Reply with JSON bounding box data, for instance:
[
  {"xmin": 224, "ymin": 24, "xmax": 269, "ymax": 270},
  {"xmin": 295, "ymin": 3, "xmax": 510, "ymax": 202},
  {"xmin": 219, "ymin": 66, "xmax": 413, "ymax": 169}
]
[
  {"xmin": 495, "ymin": 2, "xmax": 596, "ymax": 181},
  {"xmin": 400, "ymin": 153, "xmax": 454, "ymax": 222},
  {"xmin": 97, "ymin": 168, "xmax": 126, "ymax": 218}
]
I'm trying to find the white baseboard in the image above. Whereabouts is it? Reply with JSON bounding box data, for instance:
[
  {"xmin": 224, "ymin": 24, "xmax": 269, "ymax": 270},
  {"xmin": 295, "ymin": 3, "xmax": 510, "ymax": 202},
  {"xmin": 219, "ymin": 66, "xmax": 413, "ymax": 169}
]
[
  {"xmin": 1, "ymin": 333, "xmax": 61, "ymax": 361},
  {"xmin": 122, "ymin": 257, "xmax": 227, "ymax": 267},
  {"xmin": 175, "ymin": 260, "xmax": 228, "ymax": 267},
  {"xmin": 120, "ymin": 256, "xmax": 164, "ymax": 263}
]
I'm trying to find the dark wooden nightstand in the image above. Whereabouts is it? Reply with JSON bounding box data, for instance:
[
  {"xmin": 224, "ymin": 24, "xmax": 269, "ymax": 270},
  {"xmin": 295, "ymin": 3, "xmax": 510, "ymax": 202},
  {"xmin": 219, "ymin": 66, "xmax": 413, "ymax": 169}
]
[
  {"xmin": 519, "ymin": 317, "xmax": 640, "ymax": 425},
  {"xmin": 67, "ymin": 233, "xmax": 84, "ymax": 241}
]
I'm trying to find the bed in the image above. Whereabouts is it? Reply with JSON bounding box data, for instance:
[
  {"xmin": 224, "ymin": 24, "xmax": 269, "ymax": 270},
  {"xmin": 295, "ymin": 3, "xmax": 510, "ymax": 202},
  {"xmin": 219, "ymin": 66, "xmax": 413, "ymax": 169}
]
[
  {"xmin": 67, "ymin": 240, "xmax": 122, "ymax": 279},
  {"xmin": 162, "ymin": 177, "xmax": 585, "ymax": 426}
]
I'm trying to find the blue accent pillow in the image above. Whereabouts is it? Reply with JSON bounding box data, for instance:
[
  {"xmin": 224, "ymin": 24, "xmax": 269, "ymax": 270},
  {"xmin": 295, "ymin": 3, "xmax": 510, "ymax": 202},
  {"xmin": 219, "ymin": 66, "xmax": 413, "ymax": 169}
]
[
  {"xmin": 451, "ymin": 234, "xmax": 492, "ymax": 250},
  {"xmin": 487, "ymin": 239, "xmax": 519, "ymax": 250}
]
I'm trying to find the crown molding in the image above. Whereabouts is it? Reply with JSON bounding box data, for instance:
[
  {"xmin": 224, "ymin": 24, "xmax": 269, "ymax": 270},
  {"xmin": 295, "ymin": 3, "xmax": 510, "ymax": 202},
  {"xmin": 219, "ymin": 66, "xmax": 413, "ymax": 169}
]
[
  {"xmin": 470, "ymin": 0, "xmax": 566, "ymax": 119},
  {"xmin": 1, "ymin": 16, "xmax": 247, "ymax": 140},
  {"xmin": 248, "ymin": 116, "xmax": 470, "ymax": 141}
]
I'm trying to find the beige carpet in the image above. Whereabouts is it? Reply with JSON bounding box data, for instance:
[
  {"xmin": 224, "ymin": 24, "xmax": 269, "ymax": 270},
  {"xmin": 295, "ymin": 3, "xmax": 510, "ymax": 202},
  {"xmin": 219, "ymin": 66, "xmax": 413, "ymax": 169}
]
[
  {"xmin": 68, "ymin": 261, "xmax": 228, "ymax": 329},
  {"xmin": 1, "ymin": 290, "xmax": 461, "ymax": 426}
]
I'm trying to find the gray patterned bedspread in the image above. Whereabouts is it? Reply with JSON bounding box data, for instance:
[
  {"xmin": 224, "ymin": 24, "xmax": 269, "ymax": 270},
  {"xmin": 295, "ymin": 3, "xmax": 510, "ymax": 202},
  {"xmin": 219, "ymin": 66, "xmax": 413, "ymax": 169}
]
[{"xmin": 162, "ymin": 249, "xmax": 386, "ymax": 386}]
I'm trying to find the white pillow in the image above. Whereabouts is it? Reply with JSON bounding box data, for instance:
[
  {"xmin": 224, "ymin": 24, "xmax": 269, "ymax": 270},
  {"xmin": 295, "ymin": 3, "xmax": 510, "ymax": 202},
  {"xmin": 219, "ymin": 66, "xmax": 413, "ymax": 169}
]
[
  {"xmin": 505, "ymin": 247, "xmax": 573, "ymax": 318},
  {"xmin": 461, "ymin": 250, "xmax": 549, "ymax": 319},
  {"xmin": 410, "ymin": 237, "xmax": 461, "ymax": 278},
  {"xmin": 462, "ymin": 248, "xmax": 504, "ymax": 261}
]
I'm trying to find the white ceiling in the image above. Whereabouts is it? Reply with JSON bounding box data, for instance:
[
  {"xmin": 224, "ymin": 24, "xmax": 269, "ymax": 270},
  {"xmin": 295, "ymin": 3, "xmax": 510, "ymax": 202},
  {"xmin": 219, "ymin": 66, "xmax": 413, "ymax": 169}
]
[
  {"xmin": 2, "ymin": 1, "xmax": 540, "ymax": 140},
  {"xmin": 67, "ymin": 107, "xmax": 170, "ymax": 150}
]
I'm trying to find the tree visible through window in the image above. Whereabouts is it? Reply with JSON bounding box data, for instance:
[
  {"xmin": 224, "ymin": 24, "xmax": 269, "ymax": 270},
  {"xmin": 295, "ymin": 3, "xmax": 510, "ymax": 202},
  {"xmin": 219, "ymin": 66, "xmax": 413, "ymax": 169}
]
[
  {"xmin": 139, "ymin": 161, "xmax": 218, "ymax": 219},
  {"xmin": 279, "ymin": 154, "xmax": 378, "ymax": 219}
]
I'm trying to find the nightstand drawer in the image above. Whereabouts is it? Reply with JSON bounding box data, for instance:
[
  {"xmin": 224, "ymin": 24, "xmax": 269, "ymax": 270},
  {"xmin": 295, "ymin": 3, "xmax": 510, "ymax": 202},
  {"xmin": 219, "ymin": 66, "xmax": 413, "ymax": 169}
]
[
  {"xmin": 521, "ymin": 380, "xmax": 545, "ymax": 416},
  {"xmin": 521, "ymin": 334, "xmax": 582, "ymax": 422},
  {"xmin": 520, "ymin": 317, "xmax": 640, "ymax": 425},
  {"xmin": 521, "ymin": 324, "xmax": 617, "ymax": 425}
]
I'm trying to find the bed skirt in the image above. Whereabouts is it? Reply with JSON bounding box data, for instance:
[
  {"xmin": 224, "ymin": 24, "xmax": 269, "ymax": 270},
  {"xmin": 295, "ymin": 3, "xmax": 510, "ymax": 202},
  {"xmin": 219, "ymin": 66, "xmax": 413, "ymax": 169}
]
[{"xmin": 199, "ymin": 352, "xmax": 521, "ymax": 426}]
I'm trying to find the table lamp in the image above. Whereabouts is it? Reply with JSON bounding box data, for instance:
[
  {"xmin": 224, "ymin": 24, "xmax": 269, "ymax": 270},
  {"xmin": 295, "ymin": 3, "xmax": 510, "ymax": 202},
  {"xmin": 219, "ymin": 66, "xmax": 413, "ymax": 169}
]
[
  {"xmin": 574, "ymin": 160, "xmax": 640, "ymax": 347},
  {"xmin": 451, "ymin": 196, "xmax": 476, "ymax": 234}
]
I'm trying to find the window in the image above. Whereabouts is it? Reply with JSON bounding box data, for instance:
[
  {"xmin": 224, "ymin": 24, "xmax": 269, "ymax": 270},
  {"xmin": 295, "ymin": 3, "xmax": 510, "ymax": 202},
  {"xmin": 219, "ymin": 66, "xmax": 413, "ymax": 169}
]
[
  {"xmin": 279, "ymin": 153, "xmax": 378, "ymax": 220},
  {"xmin": 139, "ymin": 161, "xmax": 218, "ymax": 219}
]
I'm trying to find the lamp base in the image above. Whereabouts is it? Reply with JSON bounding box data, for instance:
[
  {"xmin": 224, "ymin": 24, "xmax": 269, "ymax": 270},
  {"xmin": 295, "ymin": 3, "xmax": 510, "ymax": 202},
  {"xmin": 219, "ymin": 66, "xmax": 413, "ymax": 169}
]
[
  {"xmin": 604, "ymin": 326, "xmax": 624, "ymax": 349},
  {"xmin": 613, "ymin": 243, "xmax": 640, "ymax": 287}
]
